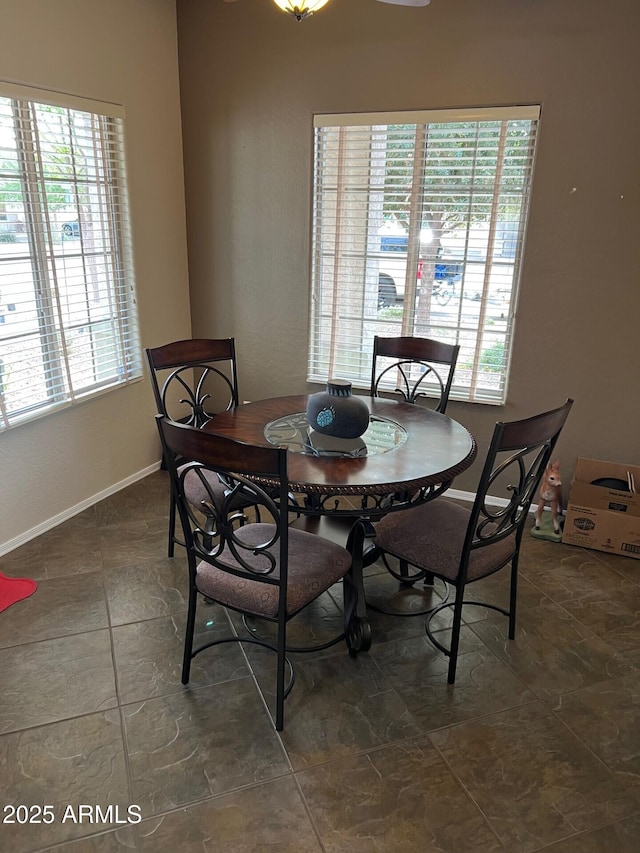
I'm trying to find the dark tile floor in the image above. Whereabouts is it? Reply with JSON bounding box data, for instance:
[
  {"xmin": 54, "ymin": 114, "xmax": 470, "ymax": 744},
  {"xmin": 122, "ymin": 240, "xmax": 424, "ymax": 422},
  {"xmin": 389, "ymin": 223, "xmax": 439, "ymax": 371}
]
[{"xmin": 1, "ymin": 470, "xmax": 640, "ymax": 852}]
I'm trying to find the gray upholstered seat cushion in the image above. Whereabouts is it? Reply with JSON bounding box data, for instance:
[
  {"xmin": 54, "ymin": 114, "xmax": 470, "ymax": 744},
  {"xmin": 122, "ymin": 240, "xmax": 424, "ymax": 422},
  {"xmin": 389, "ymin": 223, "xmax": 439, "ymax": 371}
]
[
  {"xmin": 180, "ymin": 466, "xmax": 258, "ymax": 513},
  {"xmin": 180, "ymin": 464, "xmax": 228, "ymax": 507},
  {"xmin": 374, "ymin": 498, "xmax": 516, "ymax": 583},
  {"xmin": 195, "ymin": 523, "xmax": 352, "ymax": 618}
]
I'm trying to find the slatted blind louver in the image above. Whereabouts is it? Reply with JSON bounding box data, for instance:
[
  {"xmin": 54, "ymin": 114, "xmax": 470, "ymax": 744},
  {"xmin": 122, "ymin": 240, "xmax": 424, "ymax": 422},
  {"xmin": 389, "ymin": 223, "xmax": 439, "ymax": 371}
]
[
  {"xmin": 308, "ymin": 106, "xmax": 540, "ymax": 405},
  {"xmin": 0, "ymin": 85, "xmax": 140, "ymax": 430}
]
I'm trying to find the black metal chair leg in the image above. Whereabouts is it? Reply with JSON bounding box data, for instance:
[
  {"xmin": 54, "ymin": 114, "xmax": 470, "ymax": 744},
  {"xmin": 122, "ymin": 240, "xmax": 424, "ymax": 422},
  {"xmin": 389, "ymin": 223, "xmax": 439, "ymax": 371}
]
[
  {"xmin": 181, "ymin": 585, "xmax": 198, "ymax": 683},
  {"xmin": 275, "ymin": 622, "xmax": 287, "ymax": 731},
  {"xmin": 509, "ymin": 558, "xmax": 519, "ymax": 639},
  {"xmin": 168, "ymin": 492, "xmax": 177, "ymax": 558},
  {"xmin": 399, "ymin": 558, "xmax": 411, "ymax": 583},
  {"xmin": 447, "ymin": 585, "xmax": 465, "ymax": 684}
]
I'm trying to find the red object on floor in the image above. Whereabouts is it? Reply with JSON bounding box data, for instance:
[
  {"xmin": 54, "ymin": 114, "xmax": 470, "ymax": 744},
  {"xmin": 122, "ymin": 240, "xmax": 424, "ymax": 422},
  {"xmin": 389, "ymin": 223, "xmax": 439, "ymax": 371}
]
[{"xmin": 0, "ymin": 572, "xmax": 38, "ymax": 613}]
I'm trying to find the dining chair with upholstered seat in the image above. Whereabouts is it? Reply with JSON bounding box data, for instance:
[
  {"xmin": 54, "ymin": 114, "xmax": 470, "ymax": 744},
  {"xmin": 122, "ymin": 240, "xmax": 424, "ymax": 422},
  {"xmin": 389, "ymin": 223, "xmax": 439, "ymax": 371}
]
[
  {"xmin": 156, "ymin": 415, "xmax": 359, "ymax": 731},
  {"xmin": 293, "ymin": 335, "xmax": 461, "ymax": 594},
  {"xmin": 369, "ymin": 335, "xmax": 460, "ymax": 590},
  {"xmin": 146, "ymin": 338, "xmax": 255, "ymax": 557},
  {"xmin": 372, "ymin": 398, "xmax": 573, "ymax": 683}
]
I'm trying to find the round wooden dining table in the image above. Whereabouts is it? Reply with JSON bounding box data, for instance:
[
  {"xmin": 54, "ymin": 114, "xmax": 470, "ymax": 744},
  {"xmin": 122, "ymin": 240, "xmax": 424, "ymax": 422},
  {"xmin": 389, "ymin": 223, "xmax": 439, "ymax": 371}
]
[
  {"xmin": 208, "ymin": 394, "xmax": 477, "ymax": 514},
  {"xmin": 207, "ymin": 394, "xmax": 477, "ymax": 653}
]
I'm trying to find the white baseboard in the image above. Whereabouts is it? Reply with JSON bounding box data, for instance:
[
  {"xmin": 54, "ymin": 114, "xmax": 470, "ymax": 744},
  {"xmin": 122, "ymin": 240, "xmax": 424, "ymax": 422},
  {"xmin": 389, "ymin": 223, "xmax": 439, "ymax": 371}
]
[
  {"xmin": 444, "ymin": 487, "xmax": 475, "ymax": 504},
  {"xmin": 446, "ymin": 487, "xmax": 541, "ymax": 515},
  {"xmin": 0, "ymin": 476, "xmax": 539, "ymax": 559},
  {"xmin": 0, "ymin": 461, "xmax": 162, "ymax": 558}
]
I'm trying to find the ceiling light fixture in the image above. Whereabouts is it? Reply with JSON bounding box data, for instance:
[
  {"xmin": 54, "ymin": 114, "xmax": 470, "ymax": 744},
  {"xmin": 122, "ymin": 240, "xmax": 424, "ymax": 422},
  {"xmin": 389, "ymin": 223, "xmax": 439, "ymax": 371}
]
[
  {"xmin": 270, "ymin": 1, "xmax": 431, "ymax": 22},
  {"xmin": 272, "ymin": 0, "xmax": 331, "ymax": 22}
]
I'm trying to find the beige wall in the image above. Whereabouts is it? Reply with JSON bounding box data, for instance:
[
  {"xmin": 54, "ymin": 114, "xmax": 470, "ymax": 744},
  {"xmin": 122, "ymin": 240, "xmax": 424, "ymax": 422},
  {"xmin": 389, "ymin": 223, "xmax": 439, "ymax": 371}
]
[
  {"xmin": 0, "ymin": 0, "xmax": 191, "ymax": 553},
  {"xmin": 177, "ymin": 0, "xmax": 640, "ymax": 491},
  {"xmin": 1, "ymin": 0, "xmax": 638, "ymax": 553}
]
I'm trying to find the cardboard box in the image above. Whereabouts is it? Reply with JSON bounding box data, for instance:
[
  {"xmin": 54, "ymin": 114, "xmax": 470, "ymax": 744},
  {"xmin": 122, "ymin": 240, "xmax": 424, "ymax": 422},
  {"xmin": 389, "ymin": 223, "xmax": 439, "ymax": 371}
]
[{"xmin": 562, "ymin": 457, "xmax": 640, "ymax": 559}]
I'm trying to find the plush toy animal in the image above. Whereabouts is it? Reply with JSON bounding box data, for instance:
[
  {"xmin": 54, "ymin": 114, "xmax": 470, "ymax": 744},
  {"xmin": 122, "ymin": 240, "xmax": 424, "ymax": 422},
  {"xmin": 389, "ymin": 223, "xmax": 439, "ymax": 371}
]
[{"xmin": 535, "ymin": 460, "xmax": 563, "ymax": 534}]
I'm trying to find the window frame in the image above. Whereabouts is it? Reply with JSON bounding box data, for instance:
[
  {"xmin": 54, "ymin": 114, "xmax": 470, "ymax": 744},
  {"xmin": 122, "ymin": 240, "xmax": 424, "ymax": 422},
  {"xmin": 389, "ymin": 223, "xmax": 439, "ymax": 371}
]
[
  {"xmin": 0, "ymin": 82, "xmax": 141, "ymax": 431},
  {"xmin": 308, "ymin": 105, "xmax": 541, "ymax": 405}
]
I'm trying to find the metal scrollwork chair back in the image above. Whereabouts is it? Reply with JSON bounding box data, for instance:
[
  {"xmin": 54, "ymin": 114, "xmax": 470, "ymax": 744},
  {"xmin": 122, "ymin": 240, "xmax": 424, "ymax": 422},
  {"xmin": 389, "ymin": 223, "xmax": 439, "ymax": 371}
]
[
  {"xmin": 146, "ymin": 338, "xmax": 252, "ymax": 557},
  {"xmin": 371, "ymin": 335, "xmax": 460, "ymax": 413},
  {"xmin": 373, "ymin": 399, "xmax": 573, "ymax": 683},
  {"xmin": 146, "ymin": 337, "xmax": 239, "ymax": 427},
  {"xmin": 156, "ymin": 416, "xmax": 357, "ymax": 731}
]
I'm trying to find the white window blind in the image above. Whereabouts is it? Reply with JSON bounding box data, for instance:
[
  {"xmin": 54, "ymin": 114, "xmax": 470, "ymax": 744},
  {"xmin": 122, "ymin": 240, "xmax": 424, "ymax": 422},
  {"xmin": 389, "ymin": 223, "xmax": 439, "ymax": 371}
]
[
  {"xmin": 309, "ymin": 106, "xmax": 540, "ymax": 404},
  {"xmin": 0, "ymin": 83, "xmax": 140, "ymax": 431}
]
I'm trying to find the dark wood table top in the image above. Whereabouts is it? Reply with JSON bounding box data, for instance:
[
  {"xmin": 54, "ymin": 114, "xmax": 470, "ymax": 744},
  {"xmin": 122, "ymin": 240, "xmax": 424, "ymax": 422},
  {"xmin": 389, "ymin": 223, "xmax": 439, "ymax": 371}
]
[{"xmin": 207, "ymin": 394, "xmax": 477, "ymax": 499}]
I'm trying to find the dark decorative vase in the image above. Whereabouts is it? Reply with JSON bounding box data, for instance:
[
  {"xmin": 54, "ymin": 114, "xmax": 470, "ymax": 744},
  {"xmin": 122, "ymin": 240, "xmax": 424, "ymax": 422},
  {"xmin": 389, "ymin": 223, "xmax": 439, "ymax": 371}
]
[{"xmin": 306, "ymin": 379, "xmax": 370, "ymax": 439}]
